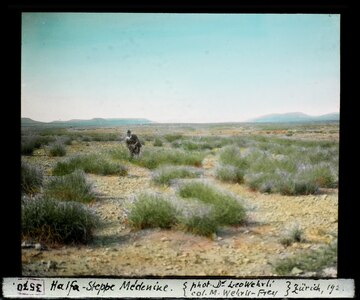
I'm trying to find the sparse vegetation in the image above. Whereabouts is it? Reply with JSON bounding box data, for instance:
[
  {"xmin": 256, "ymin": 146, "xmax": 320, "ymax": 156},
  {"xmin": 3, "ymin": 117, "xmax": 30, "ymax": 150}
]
[
  {"xmin": 178, "ymin": 182, "xmax": 246, "ymax": 226},
  {"xmin": 280, "ymin": 225, "xmax": 305, "ymax": 247},
  {"xmin": 21, "ymin": 135, "xmax": 53, "ymax": 155},
  {"xmin": 21, "ymin": 122, "xmax": 339, "ymax": 276},
  {"xmin": 164, "ymin": 134, "xmax": 183, "ymax": 143},
  {"xmin": 21, "ymin": 162, "xmax": 43, "ymax": 195},
  {"xmin": 109, "ymin": 146, "xmax": 131, "ymax": 161},
  {"xmin": 152, "ymin": 166, "xmax": 203, "ymax": 186},
  {"xmin": 44, "ymin": 170, "xmax": 96, "ymax": 203},
  {"xmin": 128, "ymin": 193, "xmax": 178, "ymax": 229},
  {"xmin": 180, "ymin": 211, "xmax": 218, "ymax": 237},
  {"xmin": 22, "ymin": 197, "xmax": 99, "ymax": 244},
  {"xmin": 274, "ymin": 242, "xmax": 337, "ymax": 275},
  {"xmin": 215, "ymin": 164, "xmax": 244, "ymax": 183},
  {"xmin": 48, "ymin": 142, "xmax": 67, "ymax": 157},
  {"xmin": 153, "ymin": 138, "xmax": 163, "ymax": 147},
  {"xmin": 57, "ymin": 136, "xmax": 73, "ymax": 145},
  {"xmin": 134, "ymin": 148, "xmax": 205, "ymax": 169},
  {"xmin": 52, "ymin": 154, "xmax": 127, "ymax": 176},
  {"xmin": 216, "ymin": 138, "xmax": 338, "ymax": 195}
]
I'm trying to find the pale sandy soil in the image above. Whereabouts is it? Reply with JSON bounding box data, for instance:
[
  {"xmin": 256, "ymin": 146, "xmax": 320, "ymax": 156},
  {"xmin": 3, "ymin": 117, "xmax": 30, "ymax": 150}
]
[{"xmin": 22, "ymin": 127, "xmax": 338, "ymax": 277}]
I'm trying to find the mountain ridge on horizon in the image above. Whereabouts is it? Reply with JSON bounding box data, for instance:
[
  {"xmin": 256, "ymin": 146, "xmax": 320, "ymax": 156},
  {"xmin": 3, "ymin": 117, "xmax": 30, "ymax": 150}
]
[
  {"xmin": 247, "ymin": 112, "xmax": 339, "ymax": 123},
  {"xmin": 21, "ymin": 112, "xmax": 340, "ymax": 127},
  {"xmin": 21, "ymin": 117, "xmax": 154, "ymax": 128}
]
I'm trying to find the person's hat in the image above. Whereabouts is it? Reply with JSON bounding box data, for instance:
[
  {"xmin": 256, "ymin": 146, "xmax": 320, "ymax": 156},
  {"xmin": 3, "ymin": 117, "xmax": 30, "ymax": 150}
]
[{"xmin": 127, "ymin": 130, "xmax": 131, "ymax": 134}]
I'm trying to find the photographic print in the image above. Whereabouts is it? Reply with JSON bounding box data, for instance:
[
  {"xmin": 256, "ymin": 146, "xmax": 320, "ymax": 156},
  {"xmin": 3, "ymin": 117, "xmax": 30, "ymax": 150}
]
[{"xmin": 21, "ymin": 13, "xmax": 340, "ymax": 277}]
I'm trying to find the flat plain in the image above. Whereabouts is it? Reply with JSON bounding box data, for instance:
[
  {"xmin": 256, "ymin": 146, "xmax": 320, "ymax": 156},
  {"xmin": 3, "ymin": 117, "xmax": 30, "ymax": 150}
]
[{"xmin": 21, "ymin": 122, "xmax": 339, "ymax": 277}]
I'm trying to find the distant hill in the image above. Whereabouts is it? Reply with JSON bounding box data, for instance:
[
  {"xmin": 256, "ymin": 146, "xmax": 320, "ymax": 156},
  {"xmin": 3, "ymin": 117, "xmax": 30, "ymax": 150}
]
[
  {"xmin": 21, "ymin": 117, "xmax": 154, "ymax": 128},
  {"xmin": 248, "ymin": 112, "xmax": 339, "ymax": 123}
]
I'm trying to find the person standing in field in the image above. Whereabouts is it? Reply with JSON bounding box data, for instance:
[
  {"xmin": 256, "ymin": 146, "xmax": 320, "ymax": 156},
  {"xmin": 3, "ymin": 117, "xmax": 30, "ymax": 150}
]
[{"xmin": 125, "ymin": 129, "xmax": 142, "ymax": 158}]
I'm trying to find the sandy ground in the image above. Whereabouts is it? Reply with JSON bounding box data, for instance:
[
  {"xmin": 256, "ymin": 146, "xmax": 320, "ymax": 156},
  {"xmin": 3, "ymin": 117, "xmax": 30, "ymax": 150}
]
[{"xmin": 22, "ymin": 128, "xmax": 338, "ymax": 277}]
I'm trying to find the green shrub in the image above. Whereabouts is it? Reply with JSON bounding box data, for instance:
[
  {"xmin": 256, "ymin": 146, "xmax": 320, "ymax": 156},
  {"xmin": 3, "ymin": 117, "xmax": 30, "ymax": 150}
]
[
  {"xmin": 215, "ymin": 164, "xmax": 244, "ymax": 183},
  {"xmin": 48, "ymin": 142, "xmax": 67, "ymax": 157},
  {"xmin": 218, "ymin": 145, "xmax": 249, "ymax": 170},
  {"xmin": 109, "ymin": 146, "xmax": 132, "ymax": 161},
  {"xmin": 21, "ymin": 135, "xmax": 53, "ymax": 155},
  {"xmin": 89, "ymin": 132, "xmax": 118, "ymax": 142},
  {"xmin": 180, "ymin": 212, "xmax": 218, "ymax": 237},
  {"xmin": 128, "ymin": 193, "xmax": 178, "ymax": 229},
  {"xmin": 153, "ymin": 138, "xmax": 163, "ymax": 147},
  {"xmin": 152, "ymin": 166, "xmax": 202, "ymax": 186},
  {"xmin": 274, "ymin": 242, "xmax": 337, "ymax": 275},
  {"xmin": 44, "ymin": 170, "xmax": 96, "ymax": 203},
  {"xmin": 52, "ymin": 154, "xmax": 127, "ymax": 176},
  {"xmin": 164, "ymin": 134, "xmax": 183, "ymax": 143},
  {"xmin": 307, "ymin": 165, "xmax": 337, "ymax": 188},
  {"xmin": 135, "ymin": 149, "xmax": 205, "ymax": 169},
  {"xmin": 21, "ymin": 140, "xmax": 36, "ymax": 156},
  {"xmin": 219, "ymin": 139, "xmax": 338, "ymax": 195},
  {"xmin": 280, "ymin": 225, "xmax": 305, "ymax": 247},
  {"xmin": 22, "ymin": 197, "xmax": 99, "ymax": 244},
  {"xmin": 178, "ymin": 182, "xmax": 246, "ymax": 226},
  {"xmin": 57, "ymin": 136, "xmax": 73, "ymax": 145},
  {"xmin": 21, "ymin": 162, "xmax": 43, "ymax": 195}
]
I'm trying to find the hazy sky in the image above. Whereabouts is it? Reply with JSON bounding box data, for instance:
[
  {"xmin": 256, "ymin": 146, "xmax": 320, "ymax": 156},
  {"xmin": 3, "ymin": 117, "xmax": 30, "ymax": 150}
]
[{"xmin": 21, "ymin": 13, "xmax": 340, "ymax": 123}]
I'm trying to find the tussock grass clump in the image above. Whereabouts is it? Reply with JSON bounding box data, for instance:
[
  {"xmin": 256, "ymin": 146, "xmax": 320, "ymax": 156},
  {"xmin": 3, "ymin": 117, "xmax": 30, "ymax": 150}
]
[
  {"xmin": 90, "ymin": 132, "xmax": 118, "ymax": 142},
  {"xmin": 21, "ymin": 162, "xmax": 43, "ymax": 195},
  {"xmin": 44, "ymin": 170, "xmax": 96, "ymax": 203},
  {"xmin": 280, "ymin": 225, "xmax": 305, "ymax": 247},
  {"xmin": 152, "ymin": 166, "xmax": 203, "ymax": 186},
  {"xmin": 170, "ymin": 136, "xmax": 234, "ymax": 152},
  {"xmin": 109, "ymin": 146, "xmax": 132, "ymax": 161},
  {"xmin": 217, "ymin": 139, "xmax": 338, "ymax": 195},
  {"xmin": 164, "ymin": 134, "xmax": 183, "ymax": 143},
  {"xmin": 21, "ymin": 135, "xmax": 53, "ymax": 156},
  {"xmin": 215, "ymin": 164, "xmax": 244, "ymax": 183},
  {"xmin": 153, "ymin": 138, "xmax": 163, "ymax": 147},
  {"xmin": 128, "ymin": 193, "xmax": 178, "ymax": 229},
  {"xmin": 178, "ymin": 182, "xmax": 246, "ymax": 226},
  {"xmin": 22, "ymin": 197, "xmax": 99, "ymax": 244},
  {"xmin": 57, "ymin": 136, "xmax": 73, "ymax": 145},
  {"xmin": 135, "ymin": 149, "xmax": 205, "ymax": 169},
  {"xmin": 48, "ymin": 142, "xmax": 67, "ymax": 157},
  {"xmin": 180, "ymin": 212, "xmax": 218, "ymax": 237},
  {"xmin": 52, "ymin": 154, "xmax": 127, "ymax": 176},
  {"xmin": 218, "ymin": 145, "xmax": 249, "ymax": 170},
  {"xmin": 245, "ymin": 172, "xmax": 319, "ymax": 195},
  {"xmin": 274, "ymin": 242, "xmax": 337, "ymax": 276}
]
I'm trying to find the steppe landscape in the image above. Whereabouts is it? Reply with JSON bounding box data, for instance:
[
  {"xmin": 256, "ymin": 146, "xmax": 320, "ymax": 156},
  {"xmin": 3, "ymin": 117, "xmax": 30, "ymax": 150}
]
[{"xmin": 21, "ymin": 121, "xmax": 339, "ymax": 277}]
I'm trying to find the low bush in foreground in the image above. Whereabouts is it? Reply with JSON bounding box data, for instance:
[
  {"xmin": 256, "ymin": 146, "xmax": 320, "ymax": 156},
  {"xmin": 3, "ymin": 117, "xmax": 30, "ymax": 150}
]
[
  {"xmin": 22, "ymin": 197, "xmax": 99, "ymax": 244},
  {"xmin": 179, "ymin": 206, "xmax": 218, "ymax": 237},
  {"xmin": 44, "ymin": 170, "xmax": 96, "ymax": 203},
  {"xmin": 48, "ymin": 142, "xmax": 67, "ymax": 157},
  {"xmin": 152, "ymin": 166, "xmax": 203, "ymax": 186},
  {"xmin": 128, "ymin": 193, "xmax": 178, "ymax": 229},
  {"xmin": 21, "ymin": 162, "xmax": 43, "ymax": 195},
  {"xmin": 52, "ymin": 154, "xmax": 127, "ymax": 176},
  {"xmin": 109, "ymin": 146, "xmax": 132, "ymax": 161},
  {"xmin": 178, "ymin": 182, "xmax": 246, "ymax": 226},
  {"xmin": 274, "ymin": 242, "xmax": 337, "ymax": 276}
]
